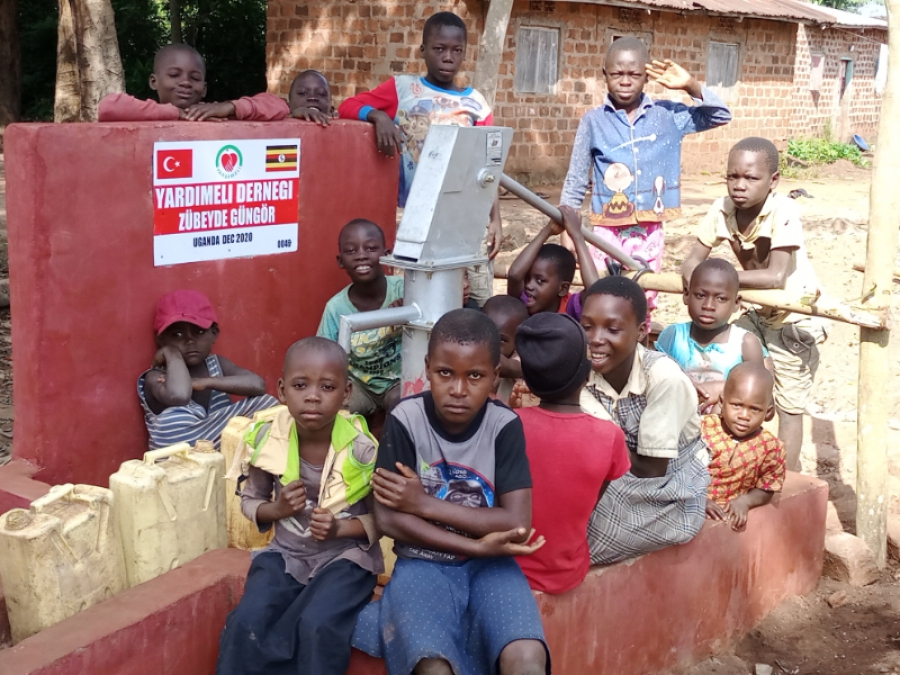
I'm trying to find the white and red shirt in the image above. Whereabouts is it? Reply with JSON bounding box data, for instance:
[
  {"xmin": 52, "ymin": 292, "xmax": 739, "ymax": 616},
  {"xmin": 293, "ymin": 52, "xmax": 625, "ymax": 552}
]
[{"xmin": 339, "ymin": 75, "xmax": 493, "ymax": 206}]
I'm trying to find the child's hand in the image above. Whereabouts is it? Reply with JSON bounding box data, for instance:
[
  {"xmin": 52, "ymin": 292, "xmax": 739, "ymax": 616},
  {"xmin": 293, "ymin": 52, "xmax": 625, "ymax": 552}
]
[
  {"xmin": 372, "ymin": 464, "xmax": 426, "ymax": 513},
  {"xmin": 291, "ymin": 106, "xmax": 331, "ymax": 126},
  {"xmin": 705, "ymin": 500, "xmax": 727, "ymax": 521},
  {"xmin": 191, "ymin": 377, "xmax": 210, "ymax": 391},
  {"xmin": 724, "ymin": 496, "xmax": 750, "ymax": 532},
  {"xmin": 388, "ymin": 298, "xmax": 404, "ymax": 309},
  {"xmin": 183, "ymin": 101, "xmax": 235, "ymax": 121},
  {"xmin": 647, "ymin": 60, "xmax": 697, "ymax": 93},
  {"xmin": 477, "ymin": 528, "xmax": 546, "ymax": 557},
  {"xmin": 310, "ymin": 507, "xmax": 337, "ymax": 540},
  {"xmin": 369, "ymin": 110, "xmax": 402, "ymax": 157},
  {"xmin": 559, "ymin": 205, "xmax": 584, "ymax": 239},
  {"xmin": 273, "ymin": 480, "xmax": 307, "ymax": 520}
]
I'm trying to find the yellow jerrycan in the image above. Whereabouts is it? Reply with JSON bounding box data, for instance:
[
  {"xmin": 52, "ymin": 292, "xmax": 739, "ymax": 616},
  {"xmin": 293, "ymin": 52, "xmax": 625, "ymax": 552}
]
[
  {"xmin": 0, "ymin": 484, "xmax": 127, "ymax": 643},
  {"xmin": 221, "ymin": 406, "xmax": 283, "ymax": 551},
  {"xmin": 110, "ymin": 442, "xmax": 226, "ymax": 587}
]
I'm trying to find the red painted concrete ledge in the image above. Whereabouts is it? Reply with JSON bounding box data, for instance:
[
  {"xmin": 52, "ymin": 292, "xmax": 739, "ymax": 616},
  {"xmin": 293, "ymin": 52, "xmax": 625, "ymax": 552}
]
[{"xmin": 0, "ymin": 473, "xmax": 826, "ymax": 675}]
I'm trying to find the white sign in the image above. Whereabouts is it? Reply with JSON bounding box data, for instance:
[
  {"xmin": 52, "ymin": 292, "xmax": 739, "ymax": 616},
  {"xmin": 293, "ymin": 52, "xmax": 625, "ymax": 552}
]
[{"xmin": 152, "ymin": 138, "xmax": 300, "ymax": 266}]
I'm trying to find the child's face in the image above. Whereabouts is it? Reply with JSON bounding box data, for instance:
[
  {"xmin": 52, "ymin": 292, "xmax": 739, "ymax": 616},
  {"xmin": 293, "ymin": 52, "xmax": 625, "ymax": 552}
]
[
  {"xmin": 150, "ymin": 50, "xmax": 206, "ymax": 109},
  {"xmin": 721, "ymin": 376, "xmax": 773, "ymax": 439},
  {"xmin": 726, "ymin": 150, "xmax": 778, "ymax": 212},
  {"xmin": 337, "ymin": 225, "xmax": 388, "ymax": 285},
  {"xmin": 278, "ymin": 350, "xmax": 351, "ymax": 432},
  {"xmin": 580, "ymin": 294, "xmax": 646, "ymax": 378},
  {"xmin": 603, "ymin": 49, "xmax": 648, "ymax": 109},
  {"xmin": 289, "ymin": 72, "xmax": 331, "ymax": 113},
  {"xmin": 523, "ymin": 259, "xmax": 569, "ymax": 315},
  {"xmin": 157, "ymin": 321, "xmax": 217, "ymax": 367},
  {"xmin": 485, "ymin": 312, "xmax": 522, "ymax": 359},
  {"xmin": 684, "ymin": 270, "xmax": 740, "ymax": 332},
  {"xmin": 421, "ymin": 25, "xmax": 467, "ymax": 86},
  {"xmin": 425, "ymin": 341, "xmax": 499, "ymax": 434}
]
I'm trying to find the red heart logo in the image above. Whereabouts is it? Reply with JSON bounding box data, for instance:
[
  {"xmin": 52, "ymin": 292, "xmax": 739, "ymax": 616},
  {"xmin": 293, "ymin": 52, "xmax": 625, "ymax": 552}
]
[{"xmin": 222, "ymin": 152, "xmax": 237, "ymax": 172}]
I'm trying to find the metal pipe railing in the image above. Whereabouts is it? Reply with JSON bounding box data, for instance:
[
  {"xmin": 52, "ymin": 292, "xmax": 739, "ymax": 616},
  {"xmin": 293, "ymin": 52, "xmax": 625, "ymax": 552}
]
[
  {"xmin": 499, "ymin": 174, "xmax": 647, "ymax": 272},
  {"xmin": 337, "ymin": 304, "xmax": 423, "ymax": 353}
]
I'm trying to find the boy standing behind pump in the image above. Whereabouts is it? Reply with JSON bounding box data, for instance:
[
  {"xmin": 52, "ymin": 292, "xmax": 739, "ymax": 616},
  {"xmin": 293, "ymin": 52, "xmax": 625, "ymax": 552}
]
[
  {"xmin": 339, "ymin": 11, "xmax": 502, "ymax": 306},
  {"xmin": 99, "ymin": 43, "xmax": 289, "ymax": 122}
]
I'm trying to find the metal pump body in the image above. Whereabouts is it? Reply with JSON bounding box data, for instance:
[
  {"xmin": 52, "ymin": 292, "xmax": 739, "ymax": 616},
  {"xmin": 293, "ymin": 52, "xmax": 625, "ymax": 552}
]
[{"xmin": 338, "ymin": 125, "xmax": 512, "ymax": 395}]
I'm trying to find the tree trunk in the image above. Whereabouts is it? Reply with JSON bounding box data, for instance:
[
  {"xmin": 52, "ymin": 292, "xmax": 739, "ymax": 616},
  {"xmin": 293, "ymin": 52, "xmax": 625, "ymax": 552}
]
[
  {"xmin": 0, "ymin": 0, "xmax": 21, "ymax": 133},
  {"xmin": 54, "ymin": 0, "xmax": 82, "ymax": 122},
  {"xmin": 54, "ymin": 0, "xmax": 125, "ymax": 122},
  {"xmin": 169, "ymin": 0, "xmax": 182, "ymax": 43},
  {"xmin": 472, "ymin": 0, "xmax": 515, "ymax": 109},
  {"xmin": 856, "ymin": 0, "xmax": 900, "ymax": 567}
]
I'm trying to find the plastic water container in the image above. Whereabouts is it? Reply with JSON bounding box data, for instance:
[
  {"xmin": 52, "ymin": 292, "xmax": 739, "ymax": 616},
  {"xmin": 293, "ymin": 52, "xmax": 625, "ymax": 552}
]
[
  {"xmin": 0, "ymin": 484, "xmax": 127, "ymax": 642},
  {"xmin": 110, "ymin": 442, "xmax": 226, "ymax": 587},
  {"xmin": 221, "ymin": 407, "xmax": 283, "ymax": 551}
]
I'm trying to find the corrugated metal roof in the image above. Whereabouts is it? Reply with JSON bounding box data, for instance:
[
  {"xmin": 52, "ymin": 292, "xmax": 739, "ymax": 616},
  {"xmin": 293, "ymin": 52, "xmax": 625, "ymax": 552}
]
[
  {"xmin": 812, "ymin": 4, "xmax": 887, "ymax": 28},
  {"xmin": 557, "ymin": 0, "xmax": 884, "ymax": 26}
]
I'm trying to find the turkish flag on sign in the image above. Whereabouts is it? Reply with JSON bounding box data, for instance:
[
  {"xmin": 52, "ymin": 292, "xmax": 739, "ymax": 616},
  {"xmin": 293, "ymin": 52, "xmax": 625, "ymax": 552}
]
[{"xmin": 157, "ymin": 149, "xmax": 193, "ymax": 179}]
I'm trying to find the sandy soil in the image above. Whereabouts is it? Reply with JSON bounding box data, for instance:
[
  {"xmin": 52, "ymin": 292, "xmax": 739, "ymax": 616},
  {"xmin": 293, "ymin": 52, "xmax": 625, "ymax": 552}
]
[{"xmin": 495, "ymin": 162, "xmax": 900, "ymax": 675}]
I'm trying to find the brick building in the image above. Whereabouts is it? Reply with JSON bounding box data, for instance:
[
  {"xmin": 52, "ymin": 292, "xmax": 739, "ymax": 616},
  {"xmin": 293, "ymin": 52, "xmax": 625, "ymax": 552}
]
[{"xmin": 265, "ymin": 0, "xmax": 886, "ymax": 183}]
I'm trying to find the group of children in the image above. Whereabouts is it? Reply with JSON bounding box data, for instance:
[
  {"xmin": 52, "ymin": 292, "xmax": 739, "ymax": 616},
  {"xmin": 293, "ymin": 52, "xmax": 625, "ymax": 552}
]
[{"xmin": 125, "ymin": 12, "xmax": 827, "ymax": 675}]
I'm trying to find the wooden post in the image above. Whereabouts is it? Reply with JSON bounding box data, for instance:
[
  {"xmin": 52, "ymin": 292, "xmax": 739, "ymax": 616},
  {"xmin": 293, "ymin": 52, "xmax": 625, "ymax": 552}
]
[
  {"xmin": 856, "ymin": 0, "xmax": 900, "ymax": 567},
  {"xmin": 473, "ymin": 0, "xmax": 515, "ymax": 108}
]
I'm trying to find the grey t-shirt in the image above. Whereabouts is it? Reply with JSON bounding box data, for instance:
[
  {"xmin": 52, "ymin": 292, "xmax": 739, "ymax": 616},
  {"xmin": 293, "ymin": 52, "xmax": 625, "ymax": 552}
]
[{"xmin": 377, "ymin": 392, "xmax": 532, "ymax": 563}]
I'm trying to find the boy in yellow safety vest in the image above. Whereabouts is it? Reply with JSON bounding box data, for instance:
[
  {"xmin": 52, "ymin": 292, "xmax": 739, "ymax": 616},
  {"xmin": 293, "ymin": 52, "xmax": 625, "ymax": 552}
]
[{"xmin": 218, "ymin": 337, "xmax": 383, "ymax": 675}]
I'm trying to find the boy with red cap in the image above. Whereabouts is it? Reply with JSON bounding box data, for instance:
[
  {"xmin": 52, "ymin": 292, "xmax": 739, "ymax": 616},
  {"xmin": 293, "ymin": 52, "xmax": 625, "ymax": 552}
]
[{"xmin": 138, "ymin": 289, "xmax": 279, "ymax": 450}]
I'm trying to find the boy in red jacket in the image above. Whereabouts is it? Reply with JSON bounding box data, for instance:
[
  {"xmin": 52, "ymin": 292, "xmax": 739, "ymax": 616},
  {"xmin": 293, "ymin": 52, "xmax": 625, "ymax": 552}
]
[{"xmin": 99, "ymin": 43, "xmax": 289, "ymax": 122}]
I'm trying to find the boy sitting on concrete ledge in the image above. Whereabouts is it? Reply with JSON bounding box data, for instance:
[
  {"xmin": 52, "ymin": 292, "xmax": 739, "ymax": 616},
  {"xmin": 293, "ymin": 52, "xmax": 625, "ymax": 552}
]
[
  {"xmin": 217, "ymin": 337, "xmax": 382, "ymax": 675},
  {"xmin": 703, "ymin": 362, "xmax": 786, "ymax": 532},
  {"xmin": 138, "ymin": 289, "xmax": 278, "ymax": 450},
  {"xmin": 99, "ymin": 43, "xmax": 289, "ymax": 122},
  {"xmin": 352, "ymin": 309, "xmax": 550, "ymax": 675},
  {"xmin": 317, "ymin": 219, "xmax": 403, "ymax": 417}
]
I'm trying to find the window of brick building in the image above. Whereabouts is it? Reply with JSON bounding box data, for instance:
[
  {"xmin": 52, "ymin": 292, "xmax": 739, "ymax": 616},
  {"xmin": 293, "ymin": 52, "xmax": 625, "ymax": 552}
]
[
  {"xmin": 707, "ymin": 41, "xmax": 740, "ymax": 102},
  {"xmin": 809, "ymin": 54, "xmax": 825, "ymax": 92},
  {"xmin": 515, "ymin": 26, "xmax": 559, "ymax": 94},
  {"xmin": 840, "ymin": 58, "xmax": 854, "ymax": 100}
]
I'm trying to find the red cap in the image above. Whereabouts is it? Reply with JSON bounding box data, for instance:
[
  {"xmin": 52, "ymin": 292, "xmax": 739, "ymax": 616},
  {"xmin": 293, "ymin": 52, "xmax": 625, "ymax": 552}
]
[{"xmin": 154, "ymin": 290, "xmax": 218, "ymax": 335}]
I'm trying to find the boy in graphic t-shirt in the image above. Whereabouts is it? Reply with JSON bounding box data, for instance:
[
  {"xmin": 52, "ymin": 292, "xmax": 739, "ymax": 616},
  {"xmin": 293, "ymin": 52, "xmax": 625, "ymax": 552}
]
[
  {"xmin": 339, "ymin": 11, "xmax": 501, "ymax": 306},
  {"xmin": 351, "ymin": 309, "xmax": 550, "ymax": 675}
]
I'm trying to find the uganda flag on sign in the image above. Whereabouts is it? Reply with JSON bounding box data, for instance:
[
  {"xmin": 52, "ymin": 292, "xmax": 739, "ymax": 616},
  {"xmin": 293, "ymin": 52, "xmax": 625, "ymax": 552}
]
[{"xmin": 266, "ymin": 144, "xmax": 298, "ymax": 172}]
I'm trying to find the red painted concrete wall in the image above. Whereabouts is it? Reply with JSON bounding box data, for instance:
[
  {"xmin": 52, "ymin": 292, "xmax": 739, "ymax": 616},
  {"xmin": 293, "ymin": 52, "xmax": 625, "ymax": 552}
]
[
  {"xmin": 0, "ymin": 548, "xmax": 250, "ymax": 673},
  {"xmin": 4, "ymin": 120, "xmax": 398, "ymax": 487},
  {"xmin": 0, "ymin": 473, "xmax": 827, "ymax": 675}
]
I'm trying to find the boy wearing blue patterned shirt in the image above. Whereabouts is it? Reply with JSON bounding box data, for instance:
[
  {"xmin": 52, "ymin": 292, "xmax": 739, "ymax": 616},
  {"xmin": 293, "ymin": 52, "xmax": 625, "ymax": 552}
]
[{"xmin": 560, "ymin": 37, "xmax": 731, "ymax": 323}]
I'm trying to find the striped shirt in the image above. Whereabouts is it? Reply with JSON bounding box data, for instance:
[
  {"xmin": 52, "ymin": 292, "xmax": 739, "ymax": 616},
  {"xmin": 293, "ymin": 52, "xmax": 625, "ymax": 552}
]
[{"xmin": 137, "ymin": 354, "xmax": 279, "ymax": 450}]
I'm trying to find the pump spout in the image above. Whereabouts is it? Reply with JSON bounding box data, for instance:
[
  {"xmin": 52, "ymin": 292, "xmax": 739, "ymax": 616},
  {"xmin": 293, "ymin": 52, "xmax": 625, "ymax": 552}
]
[
  {"xmin": 337, "ymin": 304, "xmax": 424, "ymax": 353},
  {"xmin": 499, "ymin": 174, "xmax": 648, "ymax": 272}
]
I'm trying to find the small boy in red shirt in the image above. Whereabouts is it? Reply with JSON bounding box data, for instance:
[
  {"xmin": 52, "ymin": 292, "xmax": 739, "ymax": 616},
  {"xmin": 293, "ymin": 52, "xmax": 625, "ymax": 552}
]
[
  {"xmin": 514, "ymin": 312, "xmax": 630, "ymax": 594},
  {"xmin": 99, "ymin": 43, "xmax": 288, "ymax": 122},
  {"xmin": 703, "ymin": 362, "xmax": 786, "ymax": 532}
]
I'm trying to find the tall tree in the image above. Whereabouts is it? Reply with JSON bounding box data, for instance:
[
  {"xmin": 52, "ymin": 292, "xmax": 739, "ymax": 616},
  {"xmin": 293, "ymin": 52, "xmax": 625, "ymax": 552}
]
[
  {"xmin": 809, "ymin": 0, "xmax": 865, "ymax": 11},
  {"xmin": 53, "ymin": 0, "xmax": 126, "ymax": 122},
  {"xmin": 0, "ymin": 0, "xmax": 21, "ymax": 131},
  {"xmin": 472, "ymin": 0, "xmax": 514, "ymax": 109},
  {"xmin": 168, "ymin": 0, "xmax": 182, "ymax": 42}
]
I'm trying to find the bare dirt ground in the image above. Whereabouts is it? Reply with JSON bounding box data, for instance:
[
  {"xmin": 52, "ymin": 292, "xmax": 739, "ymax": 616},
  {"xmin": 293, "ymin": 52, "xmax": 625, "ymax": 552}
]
[{"xmin": 495, "ymin": 162, "xmax": 900, "ymax": 675}]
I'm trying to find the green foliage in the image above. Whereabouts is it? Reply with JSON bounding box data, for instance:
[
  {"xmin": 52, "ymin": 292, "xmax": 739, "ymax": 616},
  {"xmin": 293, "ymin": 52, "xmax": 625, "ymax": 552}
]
[
  {"xmin": 786, "ymin": 137, "xmax": 870, "ymax": 167},
  {"xmin": 17, "ymin": 0, "xmax": 267, "ymax": 121},
  {"xmin": 18, "ymin": 0, "xmax": 58, "ymax": 121},
  {"xmin": 808, "ymin": 0, "xmax": 865, "ymax": 10}
]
